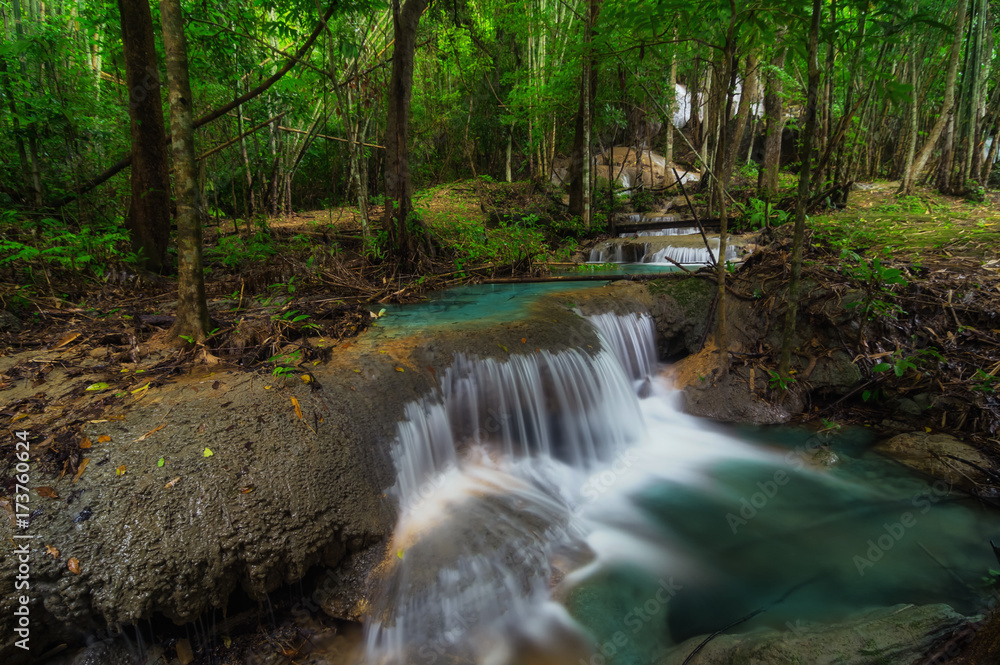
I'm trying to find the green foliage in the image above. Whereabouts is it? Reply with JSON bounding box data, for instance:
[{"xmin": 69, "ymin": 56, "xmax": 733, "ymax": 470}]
[
  {"xmin": 871, "ymin": 348, "xmax": 943, "ymax": 378},
  {"xmin": 205, "ymin": 231, "xmax": 278, "ymax": 268},
  {"xmin": 970, "ymin": 369, "xmax": 998, "ymax": 393},
  {"xmin": 840, "ymin": 249, "xmax": 908, "ymax": 320},
  {"xmin": 0, "ymin": 214, "xmax": 133, "ymax": 279},
  {"xmin": 767, "ymin": 370, "xmax": 795, "ymax": 391},
  {"xmin": 744, "ymin": 198, "xmax": 790, "ymax": 231}
]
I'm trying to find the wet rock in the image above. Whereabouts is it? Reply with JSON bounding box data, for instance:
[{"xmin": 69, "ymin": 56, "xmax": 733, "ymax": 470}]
[
  {"xmin": 0, "ymin": 309, "xmax": 22, "ymax": 332},
  {"xmin": 874, "ymin": 431, "xmax": 996, "ymax": 493},
  {"xmin": 647, "ymin": 277, "xmax": 716, "ymax": 357},
  {"xmin": 893, "ymin": 397, "xmax": 923, "ymax": 417},
  {"xmin": 658, "ymin": 603, "xmax": 969, "ymax": 665},
  {"xmin": 807, "ymin": 351, "xmax": 862, "ymax": 395}
]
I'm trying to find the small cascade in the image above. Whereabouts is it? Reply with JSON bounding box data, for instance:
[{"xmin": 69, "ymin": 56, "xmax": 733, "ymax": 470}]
[
  {"xmin": 588, "ymin": 239, "xmax": 738, "ymax": 264},
  {"xmin": 390, "ymin": 348, "xmax": 645, "ymax": 510},
  {"xmin": 583, "ymin": 311, "xmax": 657, "ymax": 383},
  {"xmin": 368, "ymin": 313, "xmax": 657, "ymax": 664},
  {"xmin": 626, "ymin": 227, "xmax": 699, "ymax": 237},
  {"xmin": 645, "ymin": 242, "xmax": 738, "ymax": 264}
]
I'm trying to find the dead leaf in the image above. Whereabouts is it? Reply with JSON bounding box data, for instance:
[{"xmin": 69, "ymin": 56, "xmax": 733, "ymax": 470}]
[
  {"xmin": 79, "ymin": 438, "xmax": 92, "ymax": 449},
  {"xmin": 67, "ymin": 557, "xmax": 81, "ymax": 575},
  {"xmin": 133, "ymin": 423, "xmax": 165, "ymax": 443},
  {"xmin": 54, "ymin": 332, "xmax": 81, "ymax": 349},
  {"xmin": 240, "ymin": 486, "xmax": 254, "ymax": 494},
  {"xmin": 72, "ymin": 458, "xmax": 90, "ymax": 484},
  {"xmin": 97, "ymin": 435, "xmax": 111, "ymax": 443},
  {"xmin": 35, "ymin": 486, "xmax": 59, "ymax": 499},
  {"xmin": 164, "ymin": 477, "xmax": 181, "ymax": 489},
  {"xmin": 212, "ymin": 381, "xmax": 221, "ymax": 390},
  {"xmin": 45, "ymin": 544, "xmax": 60, "ymax": 559},
  {"xmin": 291, "ymin": 396, "xmax": 304, "ymax": 420}
]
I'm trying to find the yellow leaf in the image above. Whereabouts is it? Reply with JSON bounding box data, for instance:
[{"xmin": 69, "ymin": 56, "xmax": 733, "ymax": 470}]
[
  {"xmin": 291, "ymin": 396, "xmax": 304, "ymax": 420},
  {"xmin": 300, "ymin": 374, "xmax": 313, "ymax": 384},
  {"xmin": 131, "ymin": 383, "xmax": 150, "ymax": 395},
  {"xmin": 97, "ymin": 435, "xmax": 111, "ymax": 443},
  {"xmin": 12, "ymin": 414, "xmax": 28, "ymax": 422},
  {"xmin": 72, "ymin": 458, "xmax": 90, "ymax": 484},
  {"xmin": 498, "ymin": 344, "xmax": 508, "ymax": 352},
  {"xmin": 133, "ymin": 423, "xmax": 165, "ymax": 443},
  {"xmin": 79, "ymin": 437, "xmax": 92, "ymax": 449},
  {"xmin": 925, "ymin": 427, "xmax": 932, "ymax": 432},
  {"xmin": 395, "ymin": 367, "xmax": 404, "ymax": 372},
  {"xmin": 203, "ymin": 447, "xmax": 214, "ymax": 458},
  {"xmin": 54, "ymin": 332, "xmax": 81, "ymax": 349},
  {"xmin": 397, "ymin": 549, "xmax": 404, "ymax": 559},
  {"xmin": 264, "ymin": 385, "xmax": 273, "ymax": 390},
  {"xmin": 116, "ymin": 465, "xmax": 127, "ymax": 476}
]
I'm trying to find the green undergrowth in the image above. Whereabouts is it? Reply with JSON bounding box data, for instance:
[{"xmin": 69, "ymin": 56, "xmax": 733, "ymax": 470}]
[{"xmin": 808, "ymin": 185, "xmax": 1000, "ymax": 260}]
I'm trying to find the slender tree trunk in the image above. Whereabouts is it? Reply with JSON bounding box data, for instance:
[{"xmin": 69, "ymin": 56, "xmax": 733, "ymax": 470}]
[
  {"xmin": 713, "ymin": 2, "xmax": 737, "ymax": 373},
  {"xmin": 383, "ymin": 0, "xmax": 432, "ymax": 265},
  {"xmin": 778, "ymin": 0, "xmax": 821, "ymax": 380},
  {"xmin": 900, "ymin": 0, "xmax": 967, "ymax": 195},
  {"xmin": 761, "ymin": 44, "xmax": 786, "ymax": 199},
  {"xmin": 901, "ymin": 46, "xmax": 919, "ymax": 193},
  {"xmin": 664, "ymin": 46, "xmax": 676, "ymax": 169},
  {"xmin": 161, "ymin": 0, "xmax": 209, "ymax": 342},
  {"xmin": 568, "ymin": 0, "xmax": 599, "ymax": 226},
  {"xmin": 118, "ymin": 0, "xmax": 171, "ymax": 272}
]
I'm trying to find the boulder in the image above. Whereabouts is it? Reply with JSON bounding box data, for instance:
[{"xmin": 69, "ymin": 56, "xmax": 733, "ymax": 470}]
[
  {"xmin": 874, "ymin": 431, "xmax": 997, "ymax": 494},
  {"xmin": 658, "ymin": 603, "xmax": 970, "ymax": 665}
]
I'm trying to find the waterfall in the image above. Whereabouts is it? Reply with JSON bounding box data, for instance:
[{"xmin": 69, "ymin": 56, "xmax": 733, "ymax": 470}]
[
  {"xmin": 644, "ymin": 242, "xmax": 738, "ymax": 264},
  {"xmin": 359, "ymin": 303, "xmax": 1000, "ymax": 665},
  {"xmin": 584, "ymin": 311, "xmax": 657, "ymax": 383},
  {"xmin": 368, "ymin": 312, "xmax": 659, "ymax": 664},
  {"xmin": 625, "ymin": 227, "xmax": 699, "ymax": 237},
  {"xmin": 589, "ymin": 239, "xmax": 738, "ymax": 264},
  {"xmin": 391, "ymin": 347, "xmax": 645, "ymax": 510}
]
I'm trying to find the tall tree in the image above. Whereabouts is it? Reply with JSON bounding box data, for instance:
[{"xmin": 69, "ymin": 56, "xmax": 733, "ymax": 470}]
[
  {"xmin": 118, "ymin": 0, "xmax": 172, "ymax": 273},
  {"xmin": 568, "ymin": 0, "xmax": 600, "ymax": 226},
  {"xmin": 384, "ymin": 0, "xmax": 434, "ymax": 266},
  {"xmin": 899, "ymin": 0, "xmax": 967, "ymax": 196},
  {"xmin": 160, "ymin": 0, "xmax": 209, "ymax": 342},
  {"xmin": 778, "ymin": 0, "xmax": 821, "ymax": 380},
  {"xmin": 760, "ymin": 41, "xmax": 786, "ymax": 200}
]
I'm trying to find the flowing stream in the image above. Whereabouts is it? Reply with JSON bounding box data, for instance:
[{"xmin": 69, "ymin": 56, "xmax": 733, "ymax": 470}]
[{"xmin": 360, "ymin": 309, "xmax": 1000, "ymax": 664}]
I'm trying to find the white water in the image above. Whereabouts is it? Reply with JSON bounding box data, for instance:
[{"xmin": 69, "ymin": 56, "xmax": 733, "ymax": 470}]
[
  {"xmin": 365, "ymin": 313, "xmax": 776, "ymax": 664},
  {"xmin": 364, "ymin": 312, "xmax": 1000, "ymax": 665},
  {"xmin": 588, "ymin": 239, "xmax": 738, "ymax": 265}
]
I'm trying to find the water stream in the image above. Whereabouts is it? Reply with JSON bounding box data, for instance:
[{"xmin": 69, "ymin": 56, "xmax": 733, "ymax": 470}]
[{"xmin": 361, "ymin": 310, "xmax": 1000, "ymax": 664}]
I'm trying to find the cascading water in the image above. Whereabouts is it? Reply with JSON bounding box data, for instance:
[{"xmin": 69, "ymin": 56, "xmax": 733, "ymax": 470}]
[
  {"xmin": 587, "ymin": 239, "xmax": 738, "ymax": 264},
  {"xmin": 364, "ymin": 310, "xmax": 1000, "ymax": 665},
  {"xmin": 625, "ymin": 228, "xmax": 699, "ymax": 237}
]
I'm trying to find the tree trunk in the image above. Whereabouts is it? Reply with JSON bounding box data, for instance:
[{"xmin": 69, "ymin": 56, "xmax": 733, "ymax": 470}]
[
  {"xmin": 161, "ymin": 0, "xmax": 209, "ymax": 343},
  {"xmin": 118, "ymin": 0, "xmax": 172, "ymax": 272},
  {"xmin": 713, "ymin": 2, "xmax": 737, "ymax": 373},
  {"xmin": 778, "ymin": 0, "xmax": 821, "ymax": 380},
  {"xmin": 899, "ymin": 0, "xmax": 967, "ymax": 195},
  {"xmin": 568, "ymin": 0, "xmax": 599, "ymax": 226},
  {"xmin": 761, "ymin": 44, "xmax": 786, "ymax": 199},
  {"xmin": 383, "ymin": 0, "xmax": 432, "ymax": 266}
]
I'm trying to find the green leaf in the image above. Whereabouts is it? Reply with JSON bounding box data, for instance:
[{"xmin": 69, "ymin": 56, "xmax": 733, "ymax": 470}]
[
  {"xmin": 872, "ymin": 363, "xmax": 891, "ymax": 373},
  {"xmin": 85, "ymin": 382, "xmax": 110, "ymax": 391}
]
